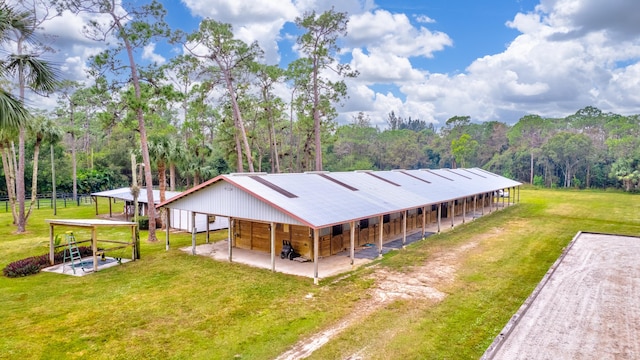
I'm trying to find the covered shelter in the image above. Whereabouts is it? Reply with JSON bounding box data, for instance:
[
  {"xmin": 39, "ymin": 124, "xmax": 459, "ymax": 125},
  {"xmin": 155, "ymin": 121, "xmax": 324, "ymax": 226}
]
[
  {"xmin": 91, "ymin": 187, "xmax": 228, "ymax": 232},
  {"xmin": 158, "ymin": 168, "xmax": 521, "ymax": 284},
  {"xmin": 46, "ymin": 219, "xmax": 137, "ymax": 272}
]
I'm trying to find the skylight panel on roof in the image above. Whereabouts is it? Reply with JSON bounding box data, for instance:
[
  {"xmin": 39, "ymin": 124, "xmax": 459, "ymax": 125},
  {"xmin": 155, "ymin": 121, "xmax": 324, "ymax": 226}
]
[
  {"xmin": 398, "ymin": 171, "xmax": 432, "ymax": 184},
  {"xmin": 445, "ymin": 169, "xmax": 472, "ymax": 179},
  {"xmin": 317, "ymin": 173, "xmax": 359, "ymax": 191},
  {"xmin": 462, "ymin": 168, "xmax": 487, "ymax": 178},
  {"xmin": 422, "ymin": 169, "xmax": 454, "ymax": 181},
  {"xmin": 364, "ymin": 172, "xmax": 401, "ymax": 186},
  {"xmin": 249, "ymin": 176, "xmax": 298, "ymax": 198}
]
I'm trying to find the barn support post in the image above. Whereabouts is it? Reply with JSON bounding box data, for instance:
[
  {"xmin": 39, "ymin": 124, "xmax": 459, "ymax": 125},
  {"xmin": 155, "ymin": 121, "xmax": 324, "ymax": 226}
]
[
  {"xmin": 402, "ymin": 210, "xmax": 407, "ymax": 248},
  {"xmin": 228, "ymin": 217, "xmax": 233, "ymax": 262},
  {"xmin": 422, "ymin": 206, "xmax": 426, "ymax": 237},
  {"xmin": 451, "ymin": 201, "xmax": 455, "ymax": 228},
  {"xmin": 350, "ymin": 221, "xmax": 355, "ymax": 267},
  {"xmin": 270, "ymin": 222, "xmax": 275, "ymax": 272},
  {"xmin": 91, "ymin": 226, "xmax": 98, "ymax": 272},
  {"xmin": 502, "ymin": 189, "xmax": 505, "ymax": 208},
  {"xmin": 206, "ymin": 215, "xmax": 210, "ymax": 244},
  {"xmin": 473, "ymin": 194, "xmax": 477, "ymax": 220},
  {"xmin": 437, "ymin": 203, "xmax": 442, "ymax": 234},
  {"xmin": 191, "ymin": 226, "xmax": 197, "ymax": 255},
  {"xmin": 108, "ymin": 197, "xmax": 112, "ymax": 217},
  {"xmin": 481, "ymin": 193, "xmax": 485, "ymax": 215},
  {"xmin": 462, "ymin": 197, "xmax": 466, "ymax": 224},
  {"xmin": 489, "ymin": 192, "xmax": 493, "ymax": 213},
  {"xmin": 518, "ymin": 186, "xmax": 520, "ymax": 203},
  {"xmin": 378, "ymin": 215, "xmax": 383, "ymax": 258},
  {"xmin": 191, "ymin": 212, "xmax": 197, "ymax": 255},
  {"xmin": 313, "ymin": 229, "xmax": 319, "ymax": 285},
  {"xmin": 165, "ymin": 208, "xmax": 170, "ymax": 251},
  {"xmin": 49, "ymin": 224, "xmax": 55, "ymax": 265}
]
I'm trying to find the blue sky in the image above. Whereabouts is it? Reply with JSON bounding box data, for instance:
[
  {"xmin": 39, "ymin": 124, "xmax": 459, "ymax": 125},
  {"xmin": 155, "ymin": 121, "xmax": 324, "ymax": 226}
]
[{"xmin": 31, "ymin": 0, "xmax": 640, "ymax": 127}]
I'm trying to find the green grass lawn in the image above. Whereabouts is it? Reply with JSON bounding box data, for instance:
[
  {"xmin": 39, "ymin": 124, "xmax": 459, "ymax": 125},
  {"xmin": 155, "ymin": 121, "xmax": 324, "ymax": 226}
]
[{"xmin": 1, "ymin": 188, "xmax": 638, "ymax": 359}]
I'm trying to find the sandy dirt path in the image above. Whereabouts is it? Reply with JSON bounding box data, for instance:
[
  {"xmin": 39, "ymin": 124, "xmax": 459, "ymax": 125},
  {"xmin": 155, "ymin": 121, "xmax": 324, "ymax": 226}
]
[
  {"xmin": 275, "ymin": 241, "xmax": 479, "ymax": 360},
  {"xmin": 485, "ymin": 233, "xmax": 640, "ymax": 359}
]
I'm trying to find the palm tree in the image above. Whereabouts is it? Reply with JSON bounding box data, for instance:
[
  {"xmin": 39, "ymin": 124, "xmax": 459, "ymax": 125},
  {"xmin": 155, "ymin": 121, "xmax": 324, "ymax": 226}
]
[
  {"xmin": 0, "ymin": 2, "xmax": 31, "ymax": 129},
  {"xmin": 1, "ymin": 2, "xmax": 58, "ymax": 232}
]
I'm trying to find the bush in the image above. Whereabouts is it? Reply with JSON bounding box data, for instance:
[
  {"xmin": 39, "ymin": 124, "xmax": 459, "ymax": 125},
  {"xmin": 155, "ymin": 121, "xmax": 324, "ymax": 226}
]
[
  {"xmin": 3, "ymin": 257, "xmax": 43, "ymax": 277},
  {"xmin": 138, "ymin": 216, "xmax": 149, "ymax": 230},
  {"xmin": 3, "ymin": 246, "xmax": 94, "ymax": 278}
]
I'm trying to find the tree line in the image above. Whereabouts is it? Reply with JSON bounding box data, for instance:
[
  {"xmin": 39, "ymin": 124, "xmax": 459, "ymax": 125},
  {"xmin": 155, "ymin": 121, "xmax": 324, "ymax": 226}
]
[{"xmin": 2, "ymin": 1, "xmax": 639, "ymax": 236}]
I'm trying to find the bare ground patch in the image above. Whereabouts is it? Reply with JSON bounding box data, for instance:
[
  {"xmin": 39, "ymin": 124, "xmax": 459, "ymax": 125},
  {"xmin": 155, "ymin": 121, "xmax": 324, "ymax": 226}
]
[{"xmin": 275, "ymin": 239, "xmax": 481, "ymax": 360}]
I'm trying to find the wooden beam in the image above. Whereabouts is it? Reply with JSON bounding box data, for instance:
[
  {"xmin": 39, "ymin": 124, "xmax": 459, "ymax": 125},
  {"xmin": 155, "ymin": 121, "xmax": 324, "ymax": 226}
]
[
  {"xmin": 228, "ymin": 217, "xmax": 233, "ymax": 263},
  {"xmin": 206, "ymin": 215, "xmax": 210, "ymax": 244},
  {"xmin": 422, "ymin": 206, "xmax": 426, "ymax": 237},
  {"xmin": 49, "ymin": 224, "xmax": 55, "ymax": 265},
  {"xmin": 91, "ymin": 226, "xmax": 98, "ymax": 272},
  {"xmin": 165, "ymin": 208, "xmax": 170, "ymax": 251},
  {"xmin": 191, "ymin": 211, "xmax": 197, "ymax": 255},
  {"xmin": 463, "ymin": 197, "xmax": 466, "ymax": 224},
  {"xmin": 270, "ymin": 222, "xmax": 275, "ymax": 272},
  {"xmin": 313, "ymin": 229, "xmax": 319, "ymax": 285},
  {"xmin": 437, "ymin": 203, "xmax": 442, "ymax": 233},
  {"xmin": 350, "ymin": 221, "xmax": 355, "ymax": 267},
  {"xmin": 402, "ymin": 210, "xmax": 407, "ymax": 248},
  {"xmin": 378, "ymin": 215, "xmax": 383, "ymax": 258},
  {"xmin": 451, "ymin": 201, "xmax": 455, "ymax": 228}
]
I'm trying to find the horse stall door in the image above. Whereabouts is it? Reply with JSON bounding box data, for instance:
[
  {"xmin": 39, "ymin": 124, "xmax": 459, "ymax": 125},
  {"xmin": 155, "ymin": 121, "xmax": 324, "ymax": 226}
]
[
  {"xmin": 251, "ymin": 222, "xmax": 271, "ymax": 253},
  {"xmin": 331, "ymin": 224, "xmax": 344, "ymax": 255},
  {"xmin": 235, "ymin": 220, "xmax": 252, "ymax": 250}
]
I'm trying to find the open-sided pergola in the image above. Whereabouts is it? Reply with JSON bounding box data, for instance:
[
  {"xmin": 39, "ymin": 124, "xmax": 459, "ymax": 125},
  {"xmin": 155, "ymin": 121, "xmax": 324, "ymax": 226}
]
[{"xmin": 46, "ymin": 219, "xmax": 137, "ymax": 272}]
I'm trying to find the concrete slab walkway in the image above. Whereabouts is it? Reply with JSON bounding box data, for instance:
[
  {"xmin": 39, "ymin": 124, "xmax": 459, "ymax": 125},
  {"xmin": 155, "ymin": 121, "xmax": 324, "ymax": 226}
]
[{"xmin": 181, "ymin": 203, "xmax": 510, "ymax": 280}]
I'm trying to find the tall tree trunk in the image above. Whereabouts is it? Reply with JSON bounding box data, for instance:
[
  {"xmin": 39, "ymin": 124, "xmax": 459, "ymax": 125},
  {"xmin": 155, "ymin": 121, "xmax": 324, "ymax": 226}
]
[
  {"xmin": 71, "ymin": 133, "xmax": 77, "ymax": 201},
  {"xmin": 312, "ymin": 65, "xmax": 322, "ymax": 171},
  {"xmin": 1, "ymin": 143, "xmax": 18, "ymax": 224},
  {"xmin": 115, "ymin": 17, "xmax": 156, "ymax": 242},
  {"xmin": 26, "ymin": 138, "xmax": 42, "ymax": 220},
  {"xmin": 222, "ymin": 70, "xmax": 254, "ymax": 172},
  {"xmin": 16, "ymin": 59, "xmax": 26, "ymax": 233},
  {"xmin": 530, "ymin": 151, "xmax": 534, "ymax": 184},
  {"xmin": 169, "ymin": 163, "xmax": 176, "ymax": 191}
]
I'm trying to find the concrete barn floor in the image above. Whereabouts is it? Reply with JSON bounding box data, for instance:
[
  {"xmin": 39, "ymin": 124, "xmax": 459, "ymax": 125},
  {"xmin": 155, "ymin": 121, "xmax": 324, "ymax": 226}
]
[
  {"xmin": 483, "ymin": 232, "xmax": 640, "ymax": 360},
  {"xmin": 181, "ymin": 203, "xmax": 508, "ymax": 280}
]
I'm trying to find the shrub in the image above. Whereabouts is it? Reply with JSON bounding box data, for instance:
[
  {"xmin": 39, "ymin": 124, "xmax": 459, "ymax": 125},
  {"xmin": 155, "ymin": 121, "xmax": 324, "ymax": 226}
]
[
  {"xmin": 3, "ymin": 246, "xmax": 94, "ymax": 278},
  {"xmin": 3, "ymin": 258, "xmax": 43, "ymax": 277},
  {"xmin": 137, "ymin": 216, "xmax": 149, "ymax": 230}
]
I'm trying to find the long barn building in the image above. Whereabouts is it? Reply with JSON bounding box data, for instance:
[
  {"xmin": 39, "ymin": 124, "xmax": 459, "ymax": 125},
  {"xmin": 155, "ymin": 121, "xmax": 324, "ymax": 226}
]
[{"xmin": 158, "ymin": 168, "xmax": 521, "ymax": 284}]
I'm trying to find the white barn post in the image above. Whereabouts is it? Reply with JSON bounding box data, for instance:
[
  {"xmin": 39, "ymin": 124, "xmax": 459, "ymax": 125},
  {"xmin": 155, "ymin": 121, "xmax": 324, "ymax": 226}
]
[
  {"xmin": 350, "ymin": 221, "xmax": 355, "ymax": 267},
  {"xmin": 402, "ymin": 210, "xmax": 407, "ymax": 248},
  {"xmin": 313, "ymin": 229, "xmax": 319, "ymax": 285},
  {"xmin": 378, "ymin": 215, "xmax": 383, "ymax": 258},
  {"xmin": 270, "ymin": 222, "xmax": 275, "ymax": 272}
]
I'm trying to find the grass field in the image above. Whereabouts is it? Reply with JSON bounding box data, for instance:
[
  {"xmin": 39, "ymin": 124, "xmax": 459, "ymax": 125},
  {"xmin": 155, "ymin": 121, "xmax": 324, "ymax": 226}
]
[{"xmin": 1, "ymin": 188, "xmax": 638, "ymax": 359}]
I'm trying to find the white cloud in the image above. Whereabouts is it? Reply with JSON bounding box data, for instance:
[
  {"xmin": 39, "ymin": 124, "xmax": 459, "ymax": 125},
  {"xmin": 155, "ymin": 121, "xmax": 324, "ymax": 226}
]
[
  {"xmin": 142, "ymin": 43, "xmax": 167, "ymax": 65},
  {"xmin": 347, "ymin": 10, "xmax": 452, "ymax": 58},
  {"xmin": 182, "ymin": 0, "xmax": 298, "ymax": 63},
  {"xmin": 350, "ymin": 48, "xmax": 424, "ymax": 83}
]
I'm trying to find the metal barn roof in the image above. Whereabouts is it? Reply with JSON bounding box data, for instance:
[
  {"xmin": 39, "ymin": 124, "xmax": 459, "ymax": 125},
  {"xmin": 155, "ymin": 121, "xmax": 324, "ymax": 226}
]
[
  {"xmin": 158, "ymin": 168, "xmax": 521, "ymax": 229},
  {"xmin": 92, "ymin": 188, "xmax": 181, "ymax": 204}
]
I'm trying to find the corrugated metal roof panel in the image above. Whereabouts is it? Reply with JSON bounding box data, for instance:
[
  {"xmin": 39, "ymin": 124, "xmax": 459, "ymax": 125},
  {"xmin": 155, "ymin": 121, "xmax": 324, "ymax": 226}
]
[
  {"xmin": 92, "ymin": 187, "xmax": 181, "ymax": 204},
  {"xmin": 158, "ymin": 168, "xmax": 522, "ymax": 229}
]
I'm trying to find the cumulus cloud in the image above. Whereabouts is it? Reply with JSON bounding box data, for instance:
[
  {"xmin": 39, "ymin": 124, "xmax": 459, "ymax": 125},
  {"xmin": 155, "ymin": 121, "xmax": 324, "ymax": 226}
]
[
  {"xmin": 182, "ymin": 0, "xmax": 298, "ymax": 62},
  {"xmin": 142, "ymin": 43, "xmax": 167, "ymax": 65},
  {"xmin": 346, "ymin": 10, "xmax": 452, "ymax": 58}
]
